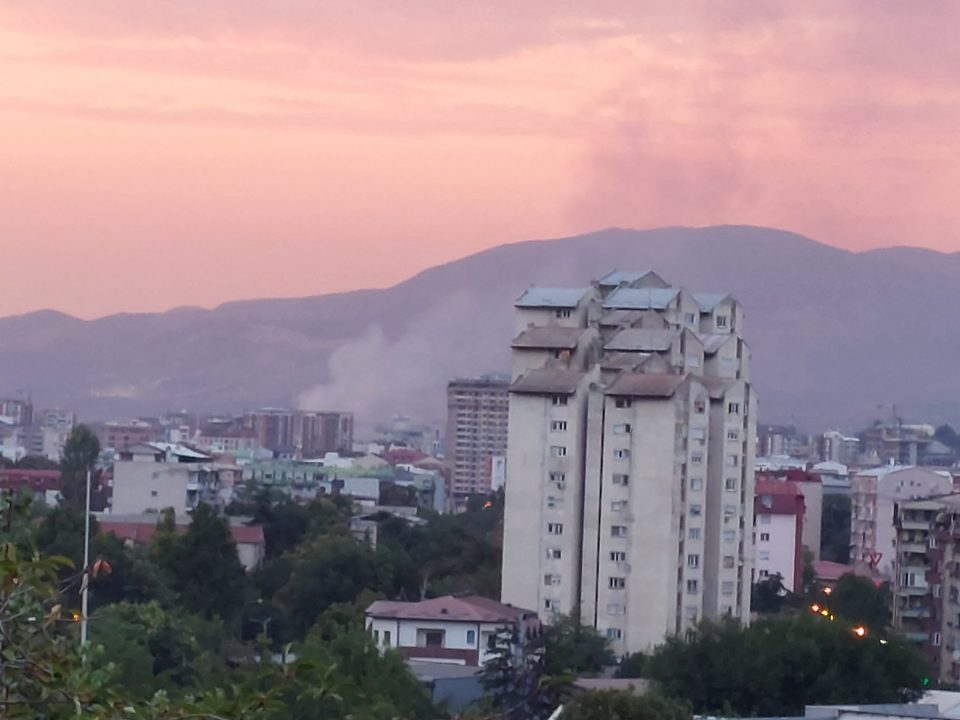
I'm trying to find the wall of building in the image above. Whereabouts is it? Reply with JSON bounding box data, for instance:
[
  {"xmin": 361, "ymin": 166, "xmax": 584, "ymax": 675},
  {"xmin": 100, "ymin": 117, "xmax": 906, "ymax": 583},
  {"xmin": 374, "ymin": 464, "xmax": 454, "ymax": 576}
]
[{"xmin": 111, "ymin": 461, "xmax": 190, "ymax": 515}]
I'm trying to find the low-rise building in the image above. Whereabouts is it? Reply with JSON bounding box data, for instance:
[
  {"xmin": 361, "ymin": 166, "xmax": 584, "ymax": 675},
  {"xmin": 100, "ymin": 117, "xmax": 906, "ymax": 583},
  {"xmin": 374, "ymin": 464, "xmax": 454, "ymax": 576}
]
[
  {"xmin": 110, "ymin": 443, "xmax": 221, "ymax": 515},
  {"xmin": 366, "ymin": 595, "xmax": 539, "ymax": 667},
  {"xmin": 0, "ymin": 468, "xmax": 60, "ymax": 506},
  {"xmin": 754, "ymin": 479, "xmax": 805, "ymax": 592},
  {"xmin": 97, "ymin": 512, "xmax": 265, "ymax": 571},
  {"xmin": 756, "ymin": 468, "xmax": 823, "ymax": 560}
]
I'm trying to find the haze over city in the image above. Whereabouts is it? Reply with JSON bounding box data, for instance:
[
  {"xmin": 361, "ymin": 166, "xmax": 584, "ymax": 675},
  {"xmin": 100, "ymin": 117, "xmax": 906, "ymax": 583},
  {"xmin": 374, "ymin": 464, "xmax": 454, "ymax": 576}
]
[{"xmin": 3, "ymin": 1, "xmax": 960, "ymax": 317}]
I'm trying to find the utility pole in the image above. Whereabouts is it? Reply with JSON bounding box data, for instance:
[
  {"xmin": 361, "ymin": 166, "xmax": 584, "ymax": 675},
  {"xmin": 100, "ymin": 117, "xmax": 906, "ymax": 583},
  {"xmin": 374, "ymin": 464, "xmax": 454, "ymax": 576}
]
[{"xmin": 80, "ymin": 468, "xmax": 91, "ymax": 647}]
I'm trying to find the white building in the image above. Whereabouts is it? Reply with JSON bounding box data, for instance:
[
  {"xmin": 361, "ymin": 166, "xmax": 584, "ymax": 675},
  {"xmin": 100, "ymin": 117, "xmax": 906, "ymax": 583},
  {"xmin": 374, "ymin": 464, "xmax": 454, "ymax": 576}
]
[
  {"xmin": 365, "ymin": 595, "xmax": 539, "ymax": 667},
  {"xmin": 754, "ymin": 479, "xmax": 805, "ymax": 592},
  {"xmin": 851, "ymin": 465, "xmax": 954, "ymax": 577},
  {"xmin": 501, "ymin": 271, "xmax": 757, "ymax": 655},
  {"xmin": 110, "ymin": 443, "xmax": 222, "ymax": 516}
]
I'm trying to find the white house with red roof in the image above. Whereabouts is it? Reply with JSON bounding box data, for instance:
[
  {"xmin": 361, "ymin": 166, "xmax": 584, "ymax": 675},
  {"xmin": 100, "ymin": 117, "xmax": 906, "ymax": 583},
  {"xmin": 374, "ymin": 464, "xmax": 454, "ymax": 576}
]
[{"xmin": 365, "ymin": 595, "xmax": 539, "ymax": 667}]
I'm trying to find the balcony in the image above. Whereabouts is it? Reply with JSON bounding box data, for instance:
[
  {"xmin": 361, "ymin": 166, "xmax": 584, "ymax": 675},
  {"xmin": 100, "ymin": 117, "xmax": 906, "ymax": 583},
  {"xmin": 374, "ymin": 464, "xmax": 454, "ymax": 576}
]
[
  {"xmin": 900, "ymin": 607, "xmax": 931, "ymax": 619},
  {"xmin": 899, "ymin": 542, "xmax": 927, "ymax": 554},
  {"xmin": 904, "ymin": 632, "xmax": 929, "ymax": 643},
  {"xmin": 901, "ymin": 520, "xmax": 932, "ymax": 531},
  {"xmin": 898, "ymin": 585, "xmax": 930, "ymax": 596}
]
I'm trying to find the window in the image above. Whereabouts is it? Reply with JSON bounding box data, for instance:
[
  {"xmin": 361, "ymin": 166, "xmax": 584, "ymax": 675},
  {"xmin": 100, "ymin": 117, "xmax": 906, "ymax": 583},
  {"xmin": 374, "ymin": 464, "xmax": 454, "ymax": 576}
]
[
  {"xmin": 615, "ymin": 398, "xmax": 632, "ymax": 409},
  {"xmin": 556, "ymin": 309, "xmax": 572, "ymax": 318},
  {"xmin": 727, "ymin": 430, "xmax": 739, "ymax": 440},
  {"xmin": 546, "ymin": 547, "xmax": 562, "ymax": 560},
  {"xmin": 759, "ymin": 514, "xmax": 771, "ymax": 525},
  {"xmin": 612, "ymin": 474, "xmax": 630, "ymax": 486},
  {"xmin": 609, "ymin": 577, "xmax": 626, "ymax": 589},
  {"xmin": 421, "ymin": 630, "xmax": 445, "ymax": 647},
  {"xmin": 934, "ymin": 632, "xmax": 942, "ymax": 647},
  {"xmin": 684, "ymin": 606, "xmax": 698, "ymax": 620},
  {"xmin": 613, "ymin": 448, "xmax": 630, "ymax": 459},
  {"xmin": 607, "ymin": 604, "xmax": 626, "ymax": 615},
  {"xmin": 760, "ymin": 532, "xmax": 770, "ymax": 542},
  {"xmin": 687, "ymin": 554, "xmax": 700, "ymax": 568},
  {"xmin": 691, "ymin": 453, "xmax": 703, "ymax": 465},
  {"xmin": 690, "ymin": 478, "xmax": 703, "ymax": 491},
  {"xmin": 759, "ymin": 550, "xmax": 770, "ymax": 561},
  {"xmin": 723, "ymin": 555, "xmax": 735, "ymax": 568},
  {"xmin": 685, "ymin": 312, "xmax": 696, "ymax": 324},
  {"xmin": 611, "ymin": 500, "xmax": 628, "ymax": 512},
  {"xmin": 544, "ymin": 598, "xmax": 559, "ymax": 611},
  {"xmin": 758, "ymin": 569, "xmax": 770, "ymax": 578},
  {"xmin": 467, "ymin": 630, "xmax": 476, "ymax": 645},
  {"xmin": 723, "ymin": 530, "xmax": 736, "ymax": 543},
  {"xmin": 150, "ymin": 489, "xmax": 159, "ymax": 497},
  {"xmin": 373, "ymin": 629, "xmax": 380, "ymax": 643},
  {"xmin": 552, "ymin": 395, "xmax": 568, "ymax": 406},
  {"xmin": 724, "ymin": 505, "xmax": 737, "ymax": 517},
  {"xmin": 606, "ymin": 628, "xmax": 623, "ymax": 640},
  {"xmin": 725, "ymin": 478, "xmax": 737, "ymax": 491},
  {"xmin": 551, "ymin": 445, "xmax": 567, "ymax": 457},
  {"xmin": 550, "ymin": 472, "xmax": 566, "ymax": 485},
  {"xmin": 544, "ymin": 574, "xmax": 561, "ymax": 586},
  {"xmin": 610, "ymin": 551, "xmax": 626, "ymax": 563},
  {"xmin": 716, "ymin": 315, "xmax": 728, "ymax": 328},
  {"xmin": 611, "ymin": 525, "xmax": 628, "ymax": 538},
  {"xmin": 613, "ymin": 423, "xmax": 632, "ymax": 434},
  {"xmin": 727, "ymin": 455, "xmax": 739, "ymax": 467},
  {"xmin": 727, "ymin": 401, "xmax": 740, "ymax": 414},
  {"xmin": 690, "ymin": 504, "xmax": 702, "ymax": 517},
  {"xmin": 547, "ymin": 523, "xmax": 564, "ymax": 535},
  {"xmin": 722, "ymin": 581, "xmax": 735, "ymax": 595},
  {"xmin": 694, "ymin": 400, "xmax": 706, "ymax": 414},
  {"xmin": 686, "ymin": 579, "xmax": 699, "ymax": 594},
  {"xmin": 551, "ymin": 420, "xmax": 568, "ymax": 431},
  {"xmin": 547, "ymin": 496, "xmax": 565, "ymax": 509}
]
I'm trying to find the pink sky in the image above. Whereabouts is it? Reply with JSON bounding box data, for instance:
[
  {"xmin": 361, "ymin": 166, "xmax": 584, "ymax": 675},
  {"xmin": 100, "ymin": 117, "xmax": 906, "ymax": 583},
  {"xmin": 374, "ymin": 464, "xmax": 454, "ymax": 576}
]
[{"xmin": 2, "ymin": 1, "xmax": 959, "ymax": 318}]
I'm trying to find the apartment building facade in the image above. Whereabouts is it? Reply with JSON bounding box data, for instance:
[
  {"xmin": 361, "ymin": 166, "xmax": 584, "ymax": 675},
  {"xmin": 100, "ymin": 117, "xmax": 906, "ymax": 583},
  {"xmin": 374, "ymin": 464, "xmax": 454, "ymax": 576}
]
[
  {"xmin": 892, "ymin": 495, "xmax": 960, "ymax": 682},
  {"xmin": 501, "ymin": 270, "xmax": 756, "ymax": 655},
  {"xmin": 243, "ymin": 409, "xmax": 354, "ymax": 458},
  {"xmin": 851, "ymin": 466, "xmax": 953, "ymax": 577},
  {"xmin": 110, "ymin": 442, "xmax": 223, "ymax": 516},
  {"xmin": 444, "ymin": 373, "xmax": 510, "ymax": 504}
]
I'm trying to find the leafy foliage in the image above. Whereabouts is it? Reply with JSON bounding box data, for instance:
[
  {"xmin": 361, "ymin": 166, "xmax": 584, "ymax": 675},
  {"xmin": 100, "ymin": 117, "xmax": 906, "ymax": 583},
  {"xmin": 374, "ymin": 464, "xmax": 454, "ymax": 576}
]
[
  {"xmin": 563, "ymin": 689, "xmax": 691, "ymax": 720},
  {"xmin": 542, "ymin": 612, "xmax": 614, "ymax": 677},
  {"xmin": 646, "ymin": 615, "xmax": 929, "ymax": 716}
]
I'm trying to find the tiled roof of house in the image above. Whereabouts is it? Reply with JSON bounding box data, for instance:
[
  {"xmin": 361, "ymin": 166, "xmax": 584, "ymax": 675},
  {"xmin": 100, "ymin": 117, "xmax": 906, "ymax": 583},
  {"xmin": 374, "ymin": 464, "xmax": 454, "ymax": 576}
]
[
  {"xmin": 604, "ymin": 328, "xmax": 677, "ymax": 353},
  {"xmin": 693, "ymin": 293, "xmax": 731, "ymax": 312},
  {"xmin": 511, "ymin": 370, "xmax": 585, "ymax": 395},
  {"xmin": 515, "ymin": 287, "xmax": 592, "ymax": 308},
  {"xmin": 512, "ymin": 326, "xmax": 586, "ymax": 350},
  {"xmin": 0, "ymin": 469, "xmax": 60, "ymax": 491},
  {"xmin": 605, "ymin": 373, "xmax": 684, "ymax": 398},
  {"xmin": 603, "ymin": 287, "xmax": 679, "ymax": 311},
  {"xmin": 366, "ymin": 595, "xmax": 535, "ymax": 623},
  {"xmin": 755, "ymin": 479, "xmax": 805, "ymax": 516},
  {"xmin": 98, "ymin": 514, "xmax": 265, "ymax": 545}
]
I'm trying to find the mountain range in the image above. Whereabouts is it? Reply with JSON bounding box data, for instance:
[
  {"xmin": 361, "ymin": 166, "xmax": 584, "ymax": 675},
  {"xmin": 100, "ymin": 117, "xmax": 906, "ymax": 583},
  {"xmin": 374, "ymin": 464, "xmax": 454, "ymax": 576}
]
[{"xmin": 2, "ymin": 225, "xmax": 958, "ymax": 432}]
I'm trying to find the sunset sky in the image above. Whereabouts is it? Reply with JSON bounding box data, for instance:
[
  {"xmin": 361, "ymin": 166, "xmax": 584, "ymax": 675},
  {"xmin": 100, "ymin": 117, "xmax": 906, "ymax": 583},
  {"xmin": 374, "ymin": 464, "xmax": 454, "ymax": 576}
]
[{"xmin": 2, "ymin": 1, "xmax": 959, "ymax": 318}]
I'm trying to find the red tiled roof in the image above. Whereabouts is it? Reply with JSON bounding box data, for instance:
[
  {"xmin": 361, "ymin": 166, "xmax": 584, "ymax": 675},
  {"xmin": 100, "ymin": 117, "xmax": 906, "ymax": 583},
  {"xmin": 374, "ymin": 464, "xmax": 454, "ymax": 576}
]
[
  {"xmin": 755, "ymin": 479, "xmax": 805, "ymax": 515},
  {"xmin": 813, "ymin": 560, "xmax": 882, "ymax": 587},
  {"xmin": 367, "ymin": 595, "xmax": 535, "ymax": 623},
  {"xmin": 0, "ymin": 469, "xmax": 60, "ymax": 491},
  {"xmin": 99, "ymin": 519, "xmax": 264, "ymax": 546}
]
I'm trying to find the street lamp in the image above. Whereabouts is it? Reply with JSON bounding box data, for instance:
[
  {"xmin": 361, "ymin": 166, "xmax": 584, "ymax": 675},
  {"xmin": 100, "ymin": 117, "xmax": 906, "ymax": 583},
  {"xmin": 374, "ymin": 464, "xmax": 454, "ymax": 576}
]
[{"xmin": 80, "ymin": 469, "xmax": 91, "ymax": 648}]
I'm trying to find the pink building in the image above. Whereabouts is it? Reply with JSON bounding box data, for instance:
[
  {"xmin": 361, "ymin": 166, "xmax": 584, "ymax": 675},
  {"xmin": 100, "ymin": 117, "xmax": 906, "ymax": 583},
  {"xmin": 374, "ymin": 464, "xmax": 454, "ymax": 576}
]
[{"xmin": 754, "ymin": 479, "xmax": 805, "ymax": 592}]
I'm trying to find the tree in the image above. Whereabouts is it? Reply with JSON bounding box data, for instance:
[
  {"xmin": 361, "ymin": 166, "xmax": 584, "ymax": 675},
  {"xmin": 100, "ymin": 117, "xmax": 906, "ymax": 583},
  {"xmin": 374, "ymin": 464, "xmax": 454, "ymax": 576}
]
[
  {"xmin": 615, "ymin": 652, "xmax": 647, "ymax": 679},
  {"xmin": 58, "ymin": 424, "xmax": 100, "ymax": 509},
  {"xmin": 480, "ymin": 624, "xmax": 555, "ymax": 720},
  {"xmin": 751, "ymin": 572, "xmax": 786, "ymax": 614},
  {"xmin": 822, "ymin": 494, "xmax": 851, "ymax": 563},
  {"xmin": 646, "ymin": 615, "xmax": 929, "ymax": 716},
  {"xmin": 154, "ymin": 504, "xmax": 248, "ymax": 622},
  {"xmin": 564, "ymin": 689, "xmax": 691, "ymax": 720},
  {"xmin": 828, "ymin": 573, "xmax": 890, "ymax": 632},
  {"xmin": 543, "ymin": 612, "xmax": 615, "ymax": 677},
  {"xmin": 14, "ymin": 455, "xmax": 60, "ymax": 470}
]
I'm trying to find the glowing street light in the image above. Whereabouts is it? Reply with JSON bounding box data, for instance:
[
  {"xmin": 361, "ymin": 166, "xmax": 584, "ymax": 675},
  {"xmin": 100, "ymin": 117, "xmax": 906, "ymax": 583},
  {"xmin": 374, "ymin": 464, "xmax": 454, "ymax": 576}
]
[
  {"xmin": 852, "ymin": 625, "xmax": 867, "ymax": 638},
  {"xmin": 810, "ymin": 604, "xmax": 821, "ymax": 613}
]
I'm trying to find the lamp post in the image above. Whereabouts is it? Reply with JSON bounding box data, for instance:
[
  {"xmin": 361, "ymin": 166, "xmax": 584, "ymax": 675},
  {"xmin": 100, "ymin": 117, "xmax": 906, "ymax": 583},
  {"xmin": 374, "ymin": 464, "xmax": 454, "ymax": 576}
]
[{"xmin": 80, "ymin": 468, "xmax": 91, "ymax": 647}]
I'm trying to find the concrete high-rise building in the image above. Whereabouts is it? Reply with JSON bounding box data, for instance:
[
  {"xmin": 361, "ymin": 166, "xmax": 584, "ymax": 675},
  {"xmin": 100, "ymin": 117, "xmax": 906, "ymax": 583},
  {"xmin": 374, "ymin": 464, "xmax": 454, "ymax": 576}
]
[
  {"xmin": 445, "ymin": 374, "xmax": 510, "ymax": 505},
  {"xmin": 500, "ymin": 270, "xmax": 757, "ymax": 656}
]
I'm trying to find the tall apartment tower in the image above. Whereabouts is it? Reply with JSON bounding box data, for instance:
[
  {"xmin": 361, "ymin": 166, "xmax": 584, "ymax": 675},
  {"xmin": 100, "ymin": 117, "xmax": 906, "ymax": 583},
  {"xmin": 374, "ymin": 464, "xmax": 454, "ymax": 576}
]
[
  {"xmin": 445, "ymin": 374, "xmax": 510, "ymax": 506},
  {"xmin": 501, "ymin": 271, "xmax": 757, "ymax": 656}
]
